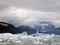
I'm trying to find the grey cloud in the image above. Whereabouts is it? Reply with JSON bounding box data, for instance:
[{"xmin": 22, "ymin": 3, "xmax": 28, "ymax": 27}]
[
  {"xmin": 0, "ymin": 0, "xmax": 60, "ymax": 27},
  {"xmin": 0, "ymin": 0, "xmax": 60, "ymax": 12},
  {"xmin": 0, "ymin": 7, "xmax": 60, "ymax": 27},
  {"xmin": 0, "ymin": 0, "xmax": 9, "ymax": 10}
]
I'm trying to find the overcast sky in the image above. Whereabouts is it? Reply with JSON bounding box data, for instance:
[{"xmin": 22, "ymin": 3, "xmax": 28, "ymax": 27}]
[
  {"xmin": 0, "ymin": 0, "xmax": 60, "ymax": 12},
  {"xmin": 0, "ymin": 0, "xmax": 60, "ymax": 27}
]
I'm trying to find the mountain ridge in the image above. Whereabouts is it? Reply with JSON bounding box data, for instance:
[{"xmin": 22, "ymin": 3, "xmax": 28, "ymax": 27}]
[{"xmin": 18, "ymin": 21, "xmax": 60, "ymax": 35}]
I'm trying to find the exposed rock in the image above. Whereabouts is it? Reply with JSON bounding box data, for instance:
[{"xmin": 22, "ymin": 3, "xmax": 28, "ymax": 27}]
[{"xmin": 0, "ymin": 22, "xmax": 21, "ymax": 34}]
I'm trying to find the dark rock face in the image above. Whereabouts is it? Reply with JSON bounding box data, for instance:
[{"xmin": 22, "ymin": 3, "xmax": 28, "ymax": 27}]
[{"xmin": 0, "ymin": 22, "xmax": 21, "ymax": 34}]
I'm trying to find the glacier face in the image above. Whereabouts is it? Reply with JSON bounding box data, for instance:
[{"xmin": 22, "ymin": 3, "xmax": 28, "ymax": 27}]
[{"xmin": 0, "ymin": 32, "xmax": 59, "ymax": 45}]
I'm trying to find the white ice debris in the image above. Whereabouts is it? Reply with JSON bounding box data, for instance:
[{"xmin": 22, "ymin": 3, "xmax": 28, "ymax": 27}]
[{"xmin": 0, "ymin": 32, "xmax": 59, "ymax": 44}]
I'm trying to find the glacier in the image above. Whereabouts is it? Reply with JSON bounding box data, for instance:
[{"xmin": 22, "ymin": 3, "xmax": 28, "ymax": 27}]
[{"xmin": 0, "ymin": 32, "xmax": 60, "ymax": 45}]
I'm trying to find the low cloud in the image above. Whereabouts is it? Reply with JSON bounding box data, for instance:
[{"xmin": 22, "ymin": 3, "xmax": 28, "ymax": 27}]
[{"xmin": 0, "ymin": 6, "xmax": 60, "ymax": 27}]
